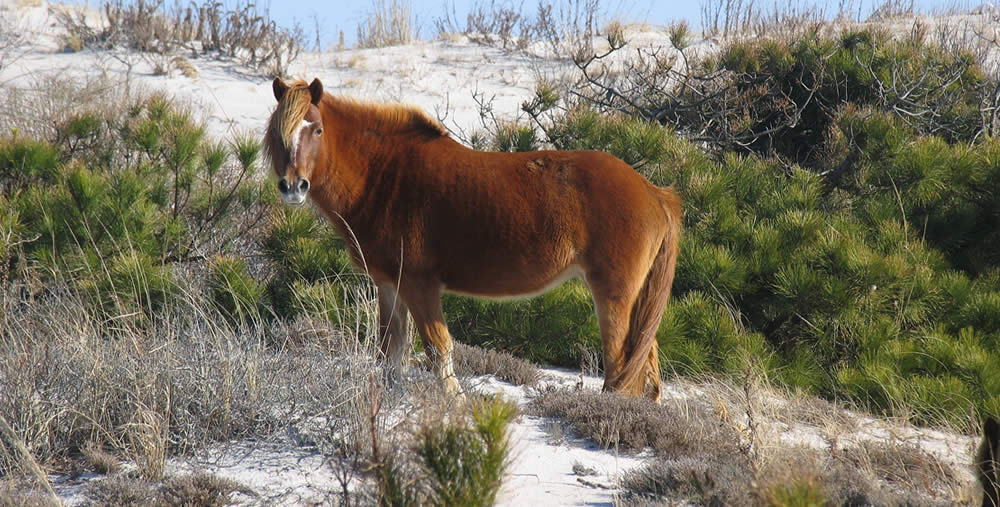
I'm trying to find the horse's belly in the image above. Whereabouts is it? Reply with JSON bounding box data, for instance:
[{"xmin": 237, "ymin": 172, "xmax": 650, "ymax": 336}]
[{"xmin": 442, "ymin": 263, "xmax": 583, "ymax": 301}]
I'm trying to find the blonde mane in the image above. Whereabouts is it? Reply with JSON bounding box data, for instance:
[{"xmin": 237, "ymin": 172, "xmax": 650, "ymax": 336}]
[
  {"xmin": 331, "ymin": 96, "xmax": 449, "ymax": 139},
  {"xmin": 264, "ymin": 82, "xmax": 447, "ymax": 173}
]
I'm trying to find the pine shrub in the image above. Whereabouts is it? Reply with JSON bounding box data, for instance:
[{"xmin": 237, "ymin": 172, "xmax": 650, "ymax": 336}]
[
  {"xmin": 492, "ymin": 121, "xmax": 539, "ymax": 152},
  {"xmin": 261, "ymin": 205, "xmax": 363, "ymax": 325},
  {"xmin": 443, "ymin": 281, "xmax": 599, "ymax": 367},
  {"xmin": 719, "ymin": 29, "xmax": 990, "ymax": 162},
  {"xmin": 548, "ymin": 109, "xmax": 673, "ymax": 169},
  {"xmin": 0, "ymin": 137, "xmax": 60, "ymax": 191},
  {"xmin": 576, "ymin": 27, "xmax": 995, "ymax": 168},
  {"xmin": 378, "ymin": 395, "xmax": 516, "ymax": 506},
  {"xmin": 1, "ymin": 93, "xmax": 269, "ymax": 321},
  {"xmin": 209, "ymin": 255, "xmax": 267, "ymax": 326},
  {"xmin": 493, "ymin": 100, "xmax": 1000, "ymax": 424}
]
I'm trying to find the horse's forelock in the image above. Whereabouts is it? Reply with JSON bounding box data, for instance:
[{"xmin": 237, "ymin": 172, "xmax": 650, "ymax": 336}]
[{"xmin": 273, "ymin": 82, "xmax": 313, "ymax": 149}]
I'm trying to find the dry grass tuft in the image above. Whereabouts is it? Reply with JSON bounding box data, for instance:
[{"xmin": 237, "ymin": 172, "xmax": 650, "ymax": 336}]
[
  {"xmin": 617, "ymin": 438, "xmax": 957, "ymax": 506},
  {"xmin": 840, "ymin": 439, "xmax": 960, "ymax": 494},
  {"xmin": 84, "ymin": 474, "xmax": 159, "ymax": 506},
  {"xmin": 0, "ymin": 480, "xmax": 57, "ymax": 507},
  {"xmin": 618, "ymin": 456, "xmax": 755, "ymax": 506},
  {"xmin": 530, "ymin": 387, "xmax": 738, "ymax": 455},
  {"xmin": 769, "ymin": 393, "xmax": 860, "ymax": 432},
  {"xmin": 0, "ymin": 73, "xmax": 135, "ymax": 141},
  {"xmin": 170, "ymin": 55, "xmax": 199, "ymax": 78},
  {"xmin": 83, "ymin": 471, "xmax": 247, "ymax": 506},
  {"xmin": 82, "ymin": 444, "xmax": 121, "ymax": 475},
  {"xmin": 160, "ymin": 472, "xmax": 251, "ymax": 506},
  {"xmin": 50, "ymin": 0, "xmax": 303, "ymax": 76},
  {"xmin": 0, "ymin": 482, "xmax": 58, "ymax": 507},
  {"xmin": 0, "ymin": 275, "xmax": 399, "ymax": 482},
  {"xmin": 454, "ymin": 342, "xmax": 540, "ymax": 386},
  {"xmin": 434, "ymin": 0, "xmax": 603, "ymax": 57},
  {"xmin": 533, "ymin": 375, "xmax": 966, "ymax": 506},
  {"xmin": 356, "ymin": 0, "xmax": 415, "ymax": 48}
]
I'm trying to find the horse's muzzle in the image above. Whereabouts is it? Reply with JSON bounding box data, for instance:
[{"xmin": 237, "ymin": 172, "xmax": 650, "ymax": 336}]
[{"xmin": 278, "ymin": 177, "xmax": 309, "ymax": 205}]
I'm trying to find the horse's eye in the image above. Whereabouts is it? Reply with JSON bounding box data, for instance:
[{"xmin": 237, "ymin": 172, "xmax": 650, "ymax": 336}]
[{"xmin": 315, "ymin": 128, "xmax": 323, "ymax": 136}]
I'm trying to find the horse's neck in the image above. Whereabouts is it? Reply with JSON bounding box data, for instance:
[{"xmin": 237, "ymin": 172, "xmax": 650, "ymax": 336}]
[
  {"xmin": 315, "ymin": 102, "xmax": 396, "ymax": 225},
  {"xmin": 311, "ymin": 103, "xmax": 358, "ymax": 210}
]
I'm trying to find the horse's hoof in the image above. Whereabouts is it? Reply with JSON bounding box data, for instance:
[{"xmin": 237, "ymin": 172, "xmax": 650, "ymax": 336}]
[{"xmin": 443, "ymin": 376, "xmax": 466, "ymax": 399}]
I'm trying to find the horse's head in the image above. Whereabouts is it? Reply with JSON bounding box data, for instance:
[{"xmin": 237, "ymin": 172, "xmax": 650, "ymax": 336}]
[{"xmin": 268, "ymin": 77, "xmax": 326, "ymax": 205}]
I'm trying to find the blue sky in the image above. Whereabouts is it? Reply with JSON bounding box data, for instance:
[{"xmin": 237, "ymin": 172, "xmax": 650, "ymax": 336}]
[
  {"xmin": 271, "ymin": 0, "xmax": 973, "ymax": 49},
  {"xmin": 264, "ymin": 0, "xmax": 665, "ymax": 48},
  {"xmin": 71, "ymin": 0, "xmax": 972, "ymax": 49}
]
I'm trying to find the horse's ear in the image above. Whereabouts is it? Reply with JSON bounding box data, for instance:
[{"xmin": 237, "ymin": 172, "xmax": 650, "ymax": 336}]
[
  {"xmin": 273, "ymin": 77, "xmax": 289, "ymax": 102},
  {"xmin": 309, "ymin": 78, "xmax": 323, "ymax": 105}
]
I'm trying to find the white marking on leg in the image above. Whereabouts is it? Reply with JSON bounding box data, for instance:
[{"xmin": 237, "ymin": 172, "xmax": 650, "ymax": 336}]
[
  {"xmin": 438, "ymin": 351, "xmax": 463, "ymax": 396},
  {"xmin": 439, "ymin": 352, "xmax": 456, "ymax": 380}
]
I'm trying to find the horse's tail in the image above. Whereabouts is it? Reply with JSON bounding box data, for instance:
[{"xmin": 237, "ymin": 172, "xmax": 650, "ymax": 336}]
[{"xmin": 617, "ymin": 186, "xmax": 682, "ymax": 399}]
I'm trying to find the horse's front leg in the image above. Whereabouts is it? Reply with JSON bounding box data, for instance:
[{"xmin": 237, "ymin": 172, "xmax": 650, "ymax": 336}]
[
  {"xmin": 377, "ymin": 283, "xmax": 411, "ymax": 374},
  {"xmin": 398, "ymin": 282, "xmax": 462, "ymax": 396}
]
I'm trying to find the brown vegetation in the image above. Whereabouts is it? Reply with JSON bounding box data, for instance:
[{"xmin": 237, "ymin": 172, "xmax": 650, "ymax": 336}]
[{"xmin": 52, "ymin": 0, "xmax": 302, "ymax": 76}]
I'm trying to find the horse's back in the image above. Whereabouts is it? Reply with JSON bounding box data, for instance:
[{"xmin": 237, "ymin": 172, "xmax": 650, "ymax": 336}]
[{"xmin": 437, "ymin": 143, "xmax": 671, "ymax": 241}]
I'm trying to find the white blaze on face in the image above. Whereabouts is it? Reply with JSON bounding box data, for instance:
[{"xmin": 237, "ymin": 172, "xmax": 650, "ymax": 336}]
[
  {"xmin": 288, "ymin": 119, "xmax": 311, "ymax": 167},
  {"xmin": 289, "ymin": 119, "xmax": 322, "ymax": 169}
]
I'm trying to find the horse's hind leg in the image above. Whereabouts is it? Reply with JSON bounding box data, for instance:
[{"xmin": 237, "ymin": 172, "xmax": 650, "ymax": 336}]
[
  {"xmin": 592, "ymin": 296, "xmax": 633, "ymax": 394},
  {"xmin": 398, "ymin": 283, "xmax": 462, "ymax": 395},
  {"xmin": 587, "ymin": 239, "xmax": 664, "ymax": 398},
  {"xmin": 587, "ymin": 272, "xmax": 646, "ymax": 396},
  {"xmin": 378, "ymin": 283, "xmax": 411, "ymax": 373}
]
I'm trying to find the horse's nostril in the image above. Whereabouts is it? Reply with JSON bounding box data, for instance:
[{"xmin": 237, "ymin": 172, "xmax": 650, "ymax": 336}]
[
  {"xmin": 278, "ymin": 179, "xmax": 290, "ymax": 193},
  {"xmin": 299, "ymin": 179, "xmax": 310, "ymax": 192}
]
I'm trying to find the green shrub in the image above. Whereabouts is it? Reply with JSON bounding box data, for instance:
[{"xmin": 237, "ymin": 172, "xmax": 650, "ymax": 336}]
[
  {"xmin": 548, "ymin": 109, "xmax": 673, "ymax": 169},
  {"xmin": 714, "ymin": 29, "xmax": 989, "ymax": 162},
  {"xmin": 1, "ymin": 93, "xmax": 270, "ymax": 322},
  {"xmin": 767, "ymin": 477, "xmax": 828, "ymax": 507},
  {"xmin": 99, "ymin": 250, "xmax": 176, "ymax": 317},
  {"xmin": 0, "ymin": 138, "xmax": 60, "ymax": 191},
  {"xmin": 418, "ymin": 397, "xmax": 514, "ymax": 506},
  {"xmin": 574, "ymin": 28, "xmax": 995, "ymax": 168},
  {"xmin": 379, "ymin": 396, "xmax": 516, "ymax": 506},
  {"xmin": 492, "ymin": 121, "xmax": 539, "ymax": 152},
  {"xmin": 501, "ymin": 102, "xmax": 1000, "ymax": 424},
  {"xmin": 261, "ymin": 205, "xmax": 363, "ymax": 323},
  {"xmin": 832, "ymin": 112, "xmax": 1000, "ymax": 275},
  {"xmin": 444, "ymin": 281, "xmax": 599, "ymax": 367},
  {"xmin": 262, "ymin": 207, "xmax": 354, "ymax": 279},
  {"xmin": 209, "ymin": 255, "xmax": 267, "ymax": 325}
]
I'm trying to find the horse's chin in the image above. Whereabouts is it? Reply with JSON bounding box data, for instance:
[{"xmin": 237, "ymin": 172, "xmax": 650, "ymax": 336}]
[{"xmin": 281, "ymin": 194, "xmax": 308, "ymax": 206}]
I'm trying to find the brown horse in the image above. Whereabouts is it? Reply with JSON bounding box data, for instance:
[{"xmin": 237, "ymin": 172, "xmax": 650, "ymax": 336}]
[{"xmin": 263, "ymin": 77, "xmax": 682, "ymax": 399}]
